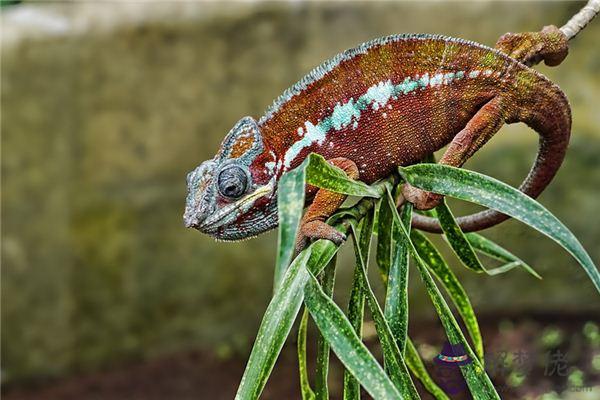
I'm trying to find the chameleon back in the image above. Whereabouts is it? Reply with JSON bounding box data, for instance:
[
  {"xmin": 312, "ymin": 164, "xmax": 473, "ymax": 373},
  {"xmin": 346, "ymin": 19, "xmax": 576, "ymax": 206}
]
[{"xmin": 258, "ymin": 34, "xmax": 567, "ymax": 183}]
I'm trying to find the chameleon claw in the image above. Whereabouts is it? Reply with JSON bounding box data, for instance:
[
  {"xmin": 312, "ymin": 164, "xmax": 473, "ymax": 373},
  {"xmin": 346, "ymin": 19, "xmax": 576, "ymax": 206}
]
[{"xmin": 296, "ymin": 220, "xmax": 347, "ymax": 253}]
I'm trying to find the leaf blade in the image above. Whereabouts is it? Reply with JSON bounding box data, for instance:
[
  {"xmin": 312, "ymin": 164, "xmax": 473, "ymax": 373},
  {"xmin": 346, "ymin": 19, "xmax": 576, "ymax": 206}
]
[
  {"xmin": 376, "ymin": 192, "xmax": 395, "ymax": 284},
  {"xmin": 400, "ymin": 164, "xmax": 599, "ymax": 293},
  {"xmin": 315, "ymin": 256, "xmax": 337, "ymax": 400},
  {"xmin": 298, "ymin": 308, "xmax": 316, "ymax": 400},
  {"xmin": 404, "ymin": 338, "xmax": 450, "ymax": 400},
  {"xmin": 274, "ymin": 161, "xmax": 307, "ymax": 291},
  {"xmin": 350, "ymin": 224, "xmax": 421, "ymax": 399},
  {"xmin": 435, "ymin": 199, "xmax": 486, "ymax": 274},
  {"xmin": 304, "ymin": 266, "xmax": 403, "ymax": 400},
  {"xmin": 305, "ymin": 154, "xmax": 380, "ymax": 197},
  {"xmin": 411, "ymin": 230, "xmax": 484, "ymax": 361},
  {"xmin": 384, "ymin": 191, "xmax": 500, "ymax": 399},
  {"xmin": 236, "ymin": 239, "xmax": 341, "ymax": 400},
  {"xmin": 465, "ymin": 233, "xmax": 541, "ymax": 279},
  {"xmin": 236, "ymin": 249, "xmax": 313, "ymax": 400},
  {"xmin": 343, "ymin": 208, "xmax": 375, "ymax": 400},
  {"xmin": 385, "ymin": 202, "xmax": 413, "ymax": 354}
]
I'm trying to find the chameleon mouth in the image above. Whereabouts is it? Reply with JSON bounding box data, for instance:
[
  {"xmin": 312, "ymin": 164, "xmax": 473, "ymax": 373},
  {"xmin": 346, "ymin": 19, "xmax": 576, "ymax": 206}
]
[{"xmin": 197, "ymin": 183, "xmax": 274, "ymax": 232}]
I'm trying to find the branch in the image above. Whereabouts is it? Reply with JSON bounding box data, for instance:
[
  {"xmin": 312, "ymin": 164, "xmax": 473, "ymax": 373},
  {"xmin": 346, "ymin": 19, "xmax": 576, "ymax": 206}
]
[{"xmin": 560, "ymin": 0, "xmax": 600, "ymax": 40}]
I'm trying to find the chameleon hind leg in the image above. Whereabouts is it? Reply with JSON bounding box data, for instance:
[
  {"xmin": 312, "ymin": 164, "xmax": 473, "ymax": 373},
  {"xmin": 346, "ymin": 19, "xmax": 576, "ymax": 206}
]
[
  {"xmin": 403, "ymin": 96, "xmax": 505, "ymax": 210},
  {"xmin": 296, "ymin": 157, "xmax": 359, "ymax": 252},
  {"xmin": 495, "ymin": 25, "xmax": 568, "ymax": 66},
  {"xmin": 405, "ymin": 26, "xmax": 567, "ymax": 214}
]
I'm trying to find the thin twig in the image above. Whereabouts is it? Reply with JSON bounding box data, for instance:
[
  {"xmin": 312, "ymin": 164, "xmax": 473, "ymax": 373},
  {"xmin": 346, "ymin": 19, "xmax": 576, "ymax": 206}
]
[{"xmin": 560, "ymin": 0, "xmax": 600, "ymax": 40}]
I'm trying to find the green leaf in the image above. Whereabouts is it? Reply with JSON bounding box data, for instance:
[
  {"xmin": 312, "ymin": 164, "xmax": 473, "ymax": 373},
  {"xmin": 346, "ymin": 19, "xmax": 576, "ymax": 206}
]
[
  {"xmin": 413, "ymin": 258, "xmax": 498, "ymax": 398},
  {"xmin": 384, "ymin": 201, "xmax": 412, "ymax": 353},
  {"xmin": 275, "ymin": 153, "xmax": 380, "ymax": 292},
  {"xmin": 438, "ymin": 202, "xmax": 536, "ymax": 278},
  {"xmin": 384, "ymin": 191, "xmax": 500, "ymax": 399},
  {"xmin": 435, "ymin": 199, "xmax": 486, "ymax": 274},
  {"xmin": 342, "ymin": 286, "xmax": 362, "ymax": 400},
  {"xmin": 350, "ymin": 224, "xmax": 421, "ymax": 398},
  {"xmin": 315, "ymin": 256, "xmax": 337, "ymax": 400},
  {"xmin": 404, "ymin": 338, "xmax": 450, "ymax": 400},
  {"xmin": 400, "ymin": 164, "xmax": 600, "ymax": 293},
  {"xmin": 241, "ymin": 159, "xmax": 388, "ymax": 399},
  {"xmin": 236, "ymin": 249, "xmax": 313, "ymax": 400},
  {"xmin": 410, "ymin": 230, "xmax": 484, "ymax": 361},
  {"xmin": 298, "ymin": 308, "xmax": 316, "ymax": 400},
  {"xmin": 304, "ymin": 267, "xmax": 403, "ymax": 400},
  {"xmin": 305, "ymin": 154, "xmax": 380, "ymax": 197},
  {"xmin": 274, "ymin": 160, "xmax": 307, "ymax": 292},
  {"xmin": 485, "ymin": 261, "xmax": 523, "ymax": 276},
  {"xmin": 236, "ymin": 240, "xmax": 340, "ymax": 400},
  {"xmin": 376, "ymin": 190, "xmax": 395, "ymax": 284},
  {"xmin": 343, "ymin": 208, "xmax": 375, "ymax": 400},
  {"xmin": 465, "ymin": 233, "xmax": 541, "ymax": 279}
]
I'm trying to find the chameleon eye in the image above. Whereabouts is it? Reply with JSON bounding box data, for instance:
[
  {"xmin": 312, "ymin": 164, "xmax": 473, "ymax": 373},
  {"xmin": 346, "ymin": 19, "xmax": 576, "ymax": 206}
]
[{"xmin": 217, "ymin": 165, "xmax": 248, "ymax": 199}]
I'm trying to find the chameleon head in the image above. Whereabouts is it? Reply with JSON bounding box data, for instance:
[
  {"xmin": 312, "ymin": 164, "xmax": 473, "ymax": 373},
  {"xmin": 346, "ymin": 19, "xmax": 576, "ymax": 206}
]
[{"xmin": 183, "ymin": 116, "xmax": 280, "ymax": 240}]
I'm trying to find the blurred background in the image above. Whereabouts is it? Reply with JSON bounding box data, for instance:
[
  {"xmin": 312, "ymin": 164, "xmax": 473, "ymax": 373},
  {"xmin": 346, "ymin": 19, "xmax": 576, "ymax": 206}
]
[{"xmin": 2, "ymin": 1, "xmax": 599, "ymax": 399}]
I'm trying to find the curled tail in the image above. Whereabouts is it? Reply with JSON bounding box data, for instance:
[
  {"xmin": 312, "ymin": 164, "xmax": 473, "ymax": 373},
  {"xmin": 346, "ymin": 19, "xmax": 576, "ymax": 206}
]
[{"xmin": 412, "ymin": 75, "xmax": 571, "ymax": 233}]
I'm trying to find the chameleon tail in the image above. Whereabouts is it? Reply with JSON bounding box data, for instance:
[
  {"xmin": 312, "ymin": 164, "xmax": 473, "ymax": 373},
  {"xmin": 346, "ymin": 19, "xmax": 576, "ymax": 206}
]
[{"xmin": 412, "ymin": 77, "xmax": 571, "ymax": 233}]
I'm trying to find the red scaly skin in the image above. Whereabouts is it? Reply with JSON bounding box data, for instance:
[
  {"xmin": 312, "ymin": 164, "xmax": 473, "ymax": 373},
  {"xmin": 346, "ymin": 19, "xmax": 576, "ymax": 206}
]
[{"xmin": 184, "ymin": 27, "xmax": 570, "ymax": 246}]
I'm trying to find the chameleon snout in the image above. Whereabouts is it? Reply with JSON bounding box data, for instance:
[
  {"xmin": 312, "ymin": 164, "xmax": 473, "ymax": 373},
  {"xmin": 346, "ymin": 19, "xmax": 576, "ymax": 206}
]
[
  {"xmin": 183, "ymin": 208, "xmax": 205, "ymax": 229},
  {"xmin": 184, "ymin": 160, "xmax": 217, "ymax": 230},
  {"xmin": 183, "ymin": 198, "xmax": 213, "ymax": 230}
]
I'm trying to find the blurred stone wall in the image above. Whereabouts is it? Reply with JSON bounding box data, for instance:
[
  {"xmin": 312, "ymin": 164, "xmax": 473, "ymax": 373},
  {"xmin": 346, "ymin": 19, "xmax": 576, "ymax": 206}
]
[{"xmin": 2, "ymin": 1, "xmax": 599, "ymax": 383}]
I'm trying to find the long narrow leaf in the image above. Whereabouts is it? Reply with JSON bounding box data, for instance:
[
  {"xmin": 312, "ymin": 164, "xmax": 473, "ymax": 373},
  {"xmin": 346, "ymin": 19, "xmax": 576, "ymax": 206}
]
[
  {"xmin": 465, "ymin": 233, "xmax": 541, "ymax": 279},
  {"xmin": 298, "ymin": 308, "xmax": 316, "ymax": 400},
  {"xmin": 385, "ymin": 191, "xmax": 500, "ymax": 399},
  {"xmin": 343, "ymin": 208, "xmax": 375, "ymax": 400},
  {"xmin": 342, "ymin": 275, "xmax": 363, "ymax": 400},
  {"xmin": 304, "ymin": 268, "xmax": 403, "ymax": 400},
  {"xmin": 274, "ymin": 162, "xmax": 307, "ymax": 291},
  {"xmin": 275, "ymin": 153, "xmax": 379, "ymax": 291},
  {"xmin": 486, "ymin": 261, "xmax": 524, "ymax": 276},
  {"xmin": 411, "ymin": 230, "xmax": 484, "ymax": 361},
  {"xmin": 315, "ymin": 256, "xmax": 337, "ymax": 400},
  {"xmin": 240, "ymin": 159, "xmax": 387, "ymax": 399},
  {"xmin": 412, "ymin": 256, "xmax": 499, "ymax": 398},
  {"xmin": 350, "ymin": 224, "xmax": 421, "ymax": 399},
  {"xmin": 385, "ymin": 201, "xmax": 413, "ymax": 353},
  {"xmin": 376, "ymin": 191, "xmax": 395, "ymax": 283},
  {"xmin": 431, "ymin": 202, "xmax": 528, "ymax": 278},
  {"xmin": 305, "ymin": 153, "xmax": 380, "ymax": 197},
  {"xmin": 236, "ymin": 240, "xmax": 340, "ymax": 400},
  {"xmin": 435, "ymin": 199, "xmax": 486, "ymax": 274},
  {"xmin": 404, "ymin": 338, "xmax": 450, "ymax": 400},
  {"xmin": 236, "ymin": 249, "xmax": 313, "ymax": 400},
  {"xmin": 399, "ymin": 164, "xmax": 600, "ymax": 293}
]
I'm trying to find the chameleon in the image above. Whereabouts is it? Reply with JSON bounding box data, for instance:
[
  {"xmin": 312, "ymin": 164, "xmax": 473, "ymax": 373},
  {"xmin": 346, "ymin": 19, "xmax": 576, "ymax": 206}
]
[{"xmin": 183, "ymin": 25, "xmax": 572, "ymax": 248}]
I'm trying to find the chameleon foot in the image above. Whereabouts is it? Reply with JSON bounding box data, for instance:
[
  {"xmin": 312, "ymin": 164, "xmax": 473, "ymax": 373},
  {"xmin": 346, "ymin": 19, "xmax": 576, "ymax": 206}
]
[
  {"xmin": 495, "ymin": 25, "xmax": 568, "ymax": 66},
  {"xmin": 402, "ymin": 184, "xmax": 443, "ymax": 211},
  {"xmin": 296, "ymin": 220, "xmax": 347, "ymax": 253}
]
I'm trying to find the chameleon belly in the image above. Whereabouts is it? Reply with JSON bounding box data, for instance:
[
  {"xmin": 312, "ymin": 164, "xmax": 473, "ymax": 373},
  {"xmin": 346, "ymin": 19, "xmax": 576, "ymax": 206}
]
[{"xmin": 259, "ymin": 34, "xmax": 525, "ymax": 183}]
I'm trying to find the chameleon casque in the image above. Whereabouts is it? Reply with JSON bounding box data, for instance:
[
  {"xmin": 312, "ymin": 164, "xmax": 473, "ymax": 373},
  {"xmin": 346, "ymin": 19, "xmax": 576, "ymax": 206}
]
[{"xmin": 184, "ymin": 26, "xmax": 572, "ymax": 248}]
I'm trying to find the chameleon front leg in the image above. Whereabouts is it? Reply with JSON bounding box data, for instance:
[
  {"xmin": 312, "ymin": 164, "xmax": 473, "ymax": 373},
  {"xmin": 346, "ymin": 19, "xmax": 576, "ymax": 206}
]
[
  {"xmin": 403, "ymin": 96, "xmax": 504, "ymax": 210},
  {"xmin": 296, "ymin": 157, "xmax": 359, "ymax": 252}
]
